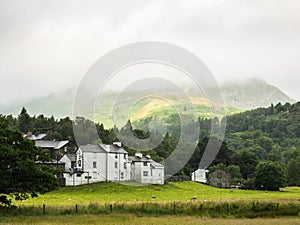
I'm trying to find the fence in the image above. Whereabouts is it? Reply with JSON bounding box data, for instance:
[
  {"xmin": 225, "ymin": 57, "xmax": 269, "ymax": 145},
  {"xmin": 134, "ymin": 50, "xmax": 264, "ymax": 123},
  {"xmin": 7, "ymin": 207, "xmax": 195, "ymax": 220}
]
[{"xmin": 1, "ymin": 200, "xmax": 299, "ymax": 218}]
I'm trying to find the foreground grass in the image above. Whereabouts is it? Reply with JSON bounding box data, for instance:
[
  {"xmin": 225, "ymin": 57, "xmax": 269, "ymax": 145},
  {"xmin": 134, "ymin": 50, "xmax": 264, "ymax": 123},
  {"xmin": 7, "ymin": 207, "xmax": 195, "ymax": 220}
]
[
  {"xmin": 0, "ymin": 214, "xmax": 299, "ymax": 225},
  {"xmin": 3, "ymin": 181, "xmax": 298, "ymax": 219},
  {"xmin": 15, "ymin": 181, "xmax": 300, "ymax": 207}
]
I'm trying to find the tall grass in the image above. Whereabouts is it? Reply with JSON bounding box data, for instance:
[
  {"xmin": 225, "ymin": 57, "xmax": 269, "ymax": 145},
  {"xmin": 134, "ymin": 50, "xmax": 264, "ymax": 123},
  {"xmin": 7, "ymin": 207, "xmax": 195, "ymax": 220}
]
[
  {"xmin": 1, "ymin": 215, "xmax": 300, "ymax": 225},
  {"xmin": 1, "ymin": 199, "xmax": 299, "ymax": 218}
]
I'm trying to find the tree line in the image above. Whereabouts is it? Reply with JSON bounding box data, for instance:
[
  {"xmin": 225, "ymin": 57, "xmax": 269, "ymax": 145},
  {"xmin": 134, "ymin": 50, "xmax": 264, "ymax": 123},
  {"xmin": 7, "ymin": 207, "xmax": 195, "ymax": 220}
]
[{"xmin": 1, "ymin": 101, "xmax": 300, "ymax": 194}]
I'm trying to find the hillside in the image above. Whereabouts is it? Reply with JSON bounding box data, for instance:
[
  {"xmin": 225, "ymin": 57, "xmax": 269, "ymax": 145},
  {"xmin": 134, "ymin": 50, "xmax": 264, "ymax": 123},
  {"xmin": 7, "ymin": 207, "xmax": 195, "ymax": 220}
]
[
  {"xmin": 0, "ymin": 79, "xmax": 295, "ymax": 128},
  {"xmin": 220, "ymin": 79, "xmax": 295, "ymax": 110}
]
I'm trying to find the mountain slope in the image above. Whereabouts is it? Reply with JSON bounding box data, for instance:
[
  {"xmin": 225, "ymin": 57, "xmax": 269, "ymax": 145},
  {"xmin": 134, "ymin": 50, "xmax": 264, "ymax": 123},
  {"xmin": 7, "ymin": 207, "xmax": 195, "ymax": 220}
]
[
  {"xmin": 0, "ymin": 79, "xmax": 295, "ymax": 128},
  {"xmin": 220, "ymin": 79, "xmax": 295, "ymax": 110}
]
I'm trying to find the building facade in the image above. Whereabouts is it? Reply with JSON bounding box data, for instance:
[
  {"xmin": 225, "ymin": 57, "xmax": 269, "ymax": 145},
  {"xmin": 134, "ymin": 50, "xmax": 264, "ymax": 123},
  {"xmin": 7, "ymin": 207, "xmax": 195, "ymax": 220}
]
[
  {"xmin": 62, "ymin": 142, "xmax": 164, "ymax": 186},
  {"xmin": 208, "ymin": 169, "xmax": 231, "ymax": 188},
  {"xmin": 191, "ymin": 169, "xmax": 208, "ymax": 183}
]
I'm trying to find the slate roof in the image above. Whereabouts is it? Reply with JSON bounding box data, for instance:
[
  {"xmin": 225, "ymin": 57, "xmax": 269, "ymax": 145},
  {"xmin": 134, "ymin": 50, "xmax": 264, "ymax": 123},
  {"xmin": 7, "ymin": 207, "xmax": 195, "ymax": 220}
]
[
  {"xmin": 35, "ymin": 140, "xmax": 69, "ymax": 149},
  {"xmin": 79, "ymin": 144, "xmax": 107, "ymax": 153},
  {"xmin": 64, "ymin": 154, "xmax": 76, "ymax": 161},
  {"xmin": 24, "ymin": 133, "xmax": 47, "ymax": 140},
  {"xmin": 79, "ymin": 144, "xmax": 128, "ymax": 154},
  {"xmin": 36, "ymin": 159, "xmax": 65, "ymax": 165},
  {"xmin": 149, "ymin": 160, "xmax": 164, "ymax": 168},
  {"xmin": 128, "ymin": 156, "xmax": 151, "ymax": 162},
  {"xmin": 100, "ymin": 144, "xmax": 128, "ymax": 154},
  {"xmin": 128, "ymin": 156, "xmax": 164, "ymax": 168}
]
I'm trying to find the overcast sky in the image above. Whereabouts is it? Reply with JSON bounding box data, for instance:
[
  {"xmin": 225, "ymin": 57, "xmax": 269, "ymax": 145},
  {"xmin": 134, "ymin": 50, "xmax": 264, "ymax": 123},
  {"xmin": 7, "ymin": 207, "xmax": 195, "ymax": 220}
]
[{"xmin": 0, "ymin": 0, "xmax": 300, "ymax": 106}]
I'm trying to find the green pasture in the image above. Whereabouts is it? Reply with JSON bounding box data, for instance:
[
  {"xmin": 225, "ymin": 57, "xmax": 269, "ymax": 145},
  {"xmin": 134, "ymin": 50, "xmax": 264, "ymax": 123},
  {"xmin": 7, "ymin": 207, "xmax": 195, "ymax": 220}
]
[{"xmin": 16, "ymin": 181, "xmax": 300, "ymax": 207}]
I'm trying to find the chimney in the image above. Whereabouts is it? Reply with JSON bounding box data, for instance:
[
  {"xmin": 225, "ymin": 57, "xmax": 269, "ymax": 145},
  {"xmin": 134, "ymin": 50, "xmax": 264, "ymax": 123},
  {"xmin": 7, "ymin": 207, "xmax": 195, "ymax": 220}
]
[
  {"xmin": 113, "ymin": 142, "xmax": 122, "ymax": 148},
  {"xmin": 135, "ymin": 152, "xmax": 143, "ymax": 158}
]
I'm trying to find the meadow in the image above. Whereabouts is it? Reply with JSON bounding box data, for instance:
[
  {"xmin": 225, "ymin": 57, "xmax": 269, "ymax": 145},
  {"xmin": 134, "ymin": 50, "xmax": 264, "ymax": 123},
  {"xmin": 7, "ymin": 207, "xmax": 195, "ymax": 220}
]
[
  {"xmin": 0, "ymin": 181, "xmax": 296, "ymax": 221},
  {"xmin": 14, "ymin": 181, "xmax": 300, "ymax": 207}
]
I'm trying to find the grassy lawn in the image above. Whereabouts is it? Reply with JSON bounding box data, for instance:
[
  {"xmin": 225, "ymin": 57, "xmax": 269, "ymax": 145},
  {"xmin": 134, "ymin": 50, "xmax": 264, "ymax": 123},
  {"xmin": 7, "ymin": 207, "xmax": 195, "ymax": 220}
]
[
  {"xmin": 15, "ymin": 181, "xmax": 300, "ymax": 207},
  {"xmin": 0, "ymin": 214, "xmax": 299, "ymax": 225}
]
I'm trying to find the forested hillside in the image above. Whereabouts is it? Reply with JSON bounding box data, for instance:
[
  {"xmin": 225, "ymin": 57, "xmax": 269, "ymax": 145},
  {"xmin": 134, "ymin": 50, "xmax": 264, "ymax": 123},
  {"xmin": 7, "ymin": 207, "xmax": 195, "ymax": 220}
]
[{"xmin": 1, "ymin": 102, "xmax": 300, "ymax": 189}]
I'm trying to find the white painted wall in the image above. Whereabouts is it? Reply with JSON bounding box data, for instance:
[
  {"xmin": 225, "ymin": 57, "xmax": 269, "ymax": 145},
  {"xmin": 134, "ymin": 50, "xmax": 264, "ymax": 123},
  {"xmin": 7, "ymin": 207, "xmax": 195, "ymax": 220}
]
[
  {"xmin": 63, "ymin": 172, "xmax": 90, "ymax": 186},
  {"xmin": 63, "ymin": 146, "xmax": 164, "ymax": 186},
  {"xmin": 60, "ymin": 155, "xmax": 72, "ymax": 172},
  {"xmin": 191, "ymin": 169, "xmax": 207, "ymax": 183},
  {"xmin": 151, "ymin": 167, "xmax": 164, "ymax": 184}
]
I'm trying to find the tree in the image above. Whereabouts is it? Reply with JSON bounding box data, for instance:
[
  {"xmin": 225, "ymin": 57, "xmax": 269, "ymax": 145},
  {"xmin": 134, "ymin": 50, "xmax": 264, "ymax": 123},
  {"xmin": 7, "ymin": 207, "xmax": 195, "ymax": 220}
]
[
  {"xmin": 231, "ymin": 149, "xmax": 258, "ymax": 179},
  {"xmin": 0, "ymin": 116, "xmax": 58, "ymax": 207},
  {"xmin": 287, "ymin": 157, "xmax": 300, "ymax": 186},
  {"xmin": 227, "ymin": 164, "xmax": 242, "ymax": 184},
  {"xmin": 17, "ymin": 107, "xmax": 32, "ymax": 133},
  {"xmin": 255, "ymin": 161, "xmax": 287, "ymax": 191}
]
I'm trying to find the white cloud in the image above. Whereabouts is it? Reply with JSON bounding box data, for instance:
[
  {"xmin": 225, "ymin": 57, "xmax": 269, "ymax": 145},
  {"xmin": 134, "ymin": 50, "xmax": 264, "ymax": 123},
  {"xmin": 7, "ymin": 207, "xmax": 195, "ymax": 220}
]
[{"xmin": 0, "ymin": 0, "xmax": 299, "ymax": 106}]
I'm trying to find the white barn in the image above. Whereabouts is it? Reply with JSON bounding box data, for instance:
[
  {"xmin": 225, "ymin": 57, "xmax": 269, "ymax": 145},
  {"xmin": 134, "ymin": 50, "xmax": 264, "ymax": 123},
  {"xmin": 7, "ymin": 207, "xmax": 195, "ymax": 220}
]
[{"xmin": 62, "ymin": 142, "xmax": 164, "ymax": 186}]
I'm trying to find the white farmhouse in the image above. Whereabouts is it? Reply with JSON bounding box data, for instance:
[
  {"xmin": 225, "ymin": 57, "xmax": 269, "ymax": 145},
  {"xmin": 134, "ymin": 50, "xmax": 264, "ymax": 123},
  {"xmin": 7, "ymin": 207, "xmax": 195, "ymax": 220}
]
[{"xmin": 62, "ymin": 142, "xmax": 164, "ymax": 186}]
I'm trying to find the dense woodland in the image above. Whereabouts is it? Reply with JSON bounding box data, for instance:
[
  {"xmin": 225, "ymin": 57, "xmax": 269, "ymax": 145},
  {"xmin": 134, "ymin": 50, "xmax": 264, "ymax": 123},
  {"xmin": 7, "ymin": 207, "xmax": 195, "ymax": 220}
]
[{"xmin": 1, "ymin": 102, "xmax": 300, "ymax": 190}]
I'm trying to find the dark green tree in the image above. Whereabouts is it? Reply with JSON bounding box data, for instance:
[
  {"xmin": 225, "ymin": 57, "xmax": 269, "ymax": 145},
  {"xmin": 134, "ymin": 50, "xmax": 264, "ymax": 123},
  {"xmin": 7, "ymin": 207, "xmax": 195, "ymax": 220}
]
[
  {"xmin": 17, "ymin": 107, "xmax": 32, "ymax": 133},
  {"xmin": 231, "ymin": 149, "xmax": 258, "ymax": 179},
  {"xmin": 0, "ymin": 116, "xmax": 58, "ymax": 207},
  {"xmin": 287, "ymin": 156, "xmax": 300, "ymax": 186},
  {"xmin": 255, "ymin": 161, "xmax": 287, "ymax": 191}
]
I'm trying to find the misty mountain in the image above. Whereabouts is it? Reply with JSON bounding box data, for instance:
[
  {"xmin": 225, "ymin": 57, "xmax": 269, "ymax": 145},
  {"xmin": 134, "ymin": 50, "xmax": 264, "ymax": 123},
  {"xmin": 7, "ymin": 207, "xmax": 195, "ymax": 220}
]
[
  {"xmin": 220, "ymin": 79, "xmax": 295, "ymax": 110},
  {"xmin": 0, "ymin": 79, "xmax": 295, "ymax": 125}
]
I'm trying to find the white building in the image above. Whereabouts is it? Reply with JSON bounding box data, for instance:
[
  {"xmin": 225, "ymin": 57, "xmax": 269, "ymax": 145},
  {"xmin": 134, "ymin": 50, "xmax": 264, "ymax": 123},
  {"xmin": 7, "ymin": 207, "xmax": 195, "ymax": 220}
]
[
  {"xmin": 191, "ymin": 169, "xmax": 208, "ymax": 183},
  {"xmin": 62, "ymin": 142, "xmax": 164, "ymax": 186},
  {"xmin": 129, "ymin": 152, "xmax": 164, "ymax": 185}
]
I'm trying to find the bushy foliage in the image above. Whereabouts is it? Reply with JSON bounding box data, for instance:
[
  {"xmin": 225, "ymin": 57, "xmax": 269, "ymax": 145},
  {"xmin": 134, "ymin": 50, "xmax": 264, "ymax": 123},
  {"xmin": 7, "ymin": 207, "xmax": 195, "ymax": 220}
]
[
  {"xmin": 255, "ymin": 161, "xmax": 287, "ymax": 191},
  {"xmin": 0, "ymin": 115, "xmax": 58, "ymax": 207}
]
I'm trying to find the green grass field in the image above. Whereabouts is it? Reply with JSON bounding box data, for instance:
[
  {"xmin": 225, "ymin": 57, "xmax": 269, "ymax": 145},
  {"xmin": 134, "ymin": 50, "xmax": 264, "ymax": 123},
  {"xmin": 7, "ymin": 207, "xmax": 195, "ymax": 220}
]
[
  {"xmin": 16, "ymin": 181, "xmax": 300, "ymax": 207},
  {"xmin": 2, "ymin": 182, "xmax": 299, "ymax": 224},
  {"xmin": 0, "ymin": 215, "xmax": 299, "ymax": 225}
]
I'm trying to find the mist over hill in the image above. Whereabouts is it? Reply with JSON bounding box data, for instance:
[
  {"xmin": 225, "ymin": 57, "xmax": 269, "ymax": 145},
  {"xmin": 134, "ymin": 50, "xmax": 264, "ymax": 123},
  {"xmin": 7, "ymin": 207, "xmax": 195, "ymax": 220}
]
[
  {"xmin": 0, "ymin": 79, "xmax": 295, "ymax": 126},
  {"xmin": 220, "ymin": 79, "xmax": 295, "ymax": 110}
]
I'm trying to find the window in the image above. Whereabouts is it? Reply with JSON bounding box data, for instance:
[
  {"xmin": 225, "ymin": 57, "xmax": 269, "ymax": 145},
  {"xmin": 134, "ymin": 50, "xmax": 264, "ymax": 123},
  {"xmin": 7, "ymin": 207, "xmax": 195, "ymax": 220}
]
[
  {"xmin": 143, "ymin": 171, "xmax": 148, "ymax": 177},
  {"xmin": 77, "ymin": 160, "xmax": 82, "ymax": 168},
  {"xmin": 92, "ymin": 172, "xmax": 97, "ymax": 179},
  {"xmin": 93, "ymin": 161, "xmax": 97, "ymax": 168},
  {"xmin": 124, "ymin": 162, "xmax": 127, "ymax": 169},
  {"xmin": 115, "ymin": 153, "xmax": 118, "ymax": 159},
  {"xmin": 124, "ymin": 154, "xmax": 127, "ymax": 159},
  {"xmin": 115, "ymin": 162, "xmax": 118, "ymax": 169},
  {"xmin": 120, "ymin": 172, "xmax": 124, "ymax": 179},
  {"xmin": 143, "ymin": 162, "xmax": 148, "ymax": 166}
]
